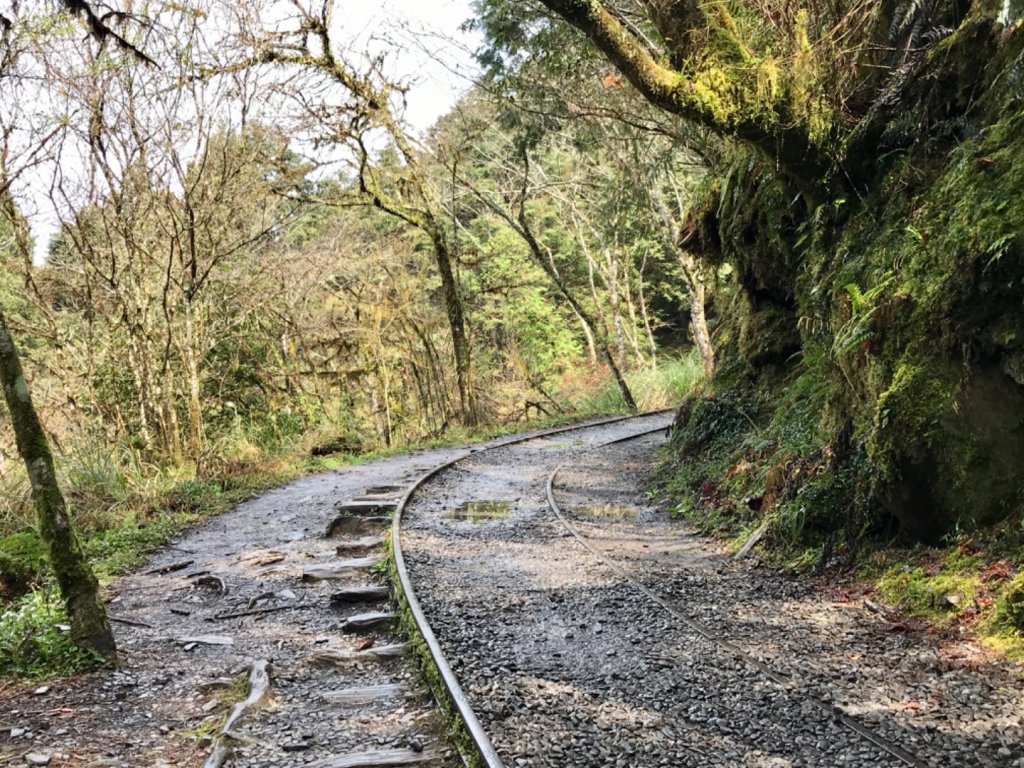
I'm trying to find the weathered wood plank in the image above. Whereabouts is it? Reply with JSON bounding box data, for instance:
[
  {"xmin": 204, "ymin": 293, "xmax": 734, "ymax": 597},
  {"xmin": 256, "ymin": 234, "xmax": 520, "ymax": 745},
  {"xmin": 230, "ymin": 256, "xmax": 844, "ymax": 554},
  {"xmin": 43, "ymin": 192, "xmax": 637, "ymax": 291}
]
[{"xmin": 307, "ymin": 749, "xmax": 435, "ymax": 768}]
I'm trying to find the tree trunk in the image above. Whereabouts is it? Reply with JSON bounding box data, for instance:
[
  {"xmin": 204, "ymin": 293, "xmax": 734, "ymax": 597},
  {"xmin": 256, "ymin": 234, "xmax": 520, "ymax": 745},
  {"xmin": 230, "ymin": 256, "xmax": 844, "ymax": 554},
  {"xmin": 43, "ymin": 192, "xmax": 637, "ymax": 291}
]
[
  {"xmin": 182, "ymin": 306, "xmax": 204, "ymax": 462},
  {"xmin": 619, "ymin": 256, "xmax": 646, "ymax": 366},
  {"xmin": 636, "ymin": 250, "xmax": 659, "ymax": 366},
  {"xmin": 522, "ymin": 218, "xmax": 637, "ymax": 412},
  {"xmin": 573, "ymin": 306, "xmax": 599, "ymax": 363},
  {"xmin": 685, "ymin": 262, "xmax": 715, "ymax": 378},
  {"xmin": 431, "ymin": 234, "xmax": 478, "ymax": 427},
  {"xmin": 604, "ymin": 246, "xmax": 628, "ymax": 371},
  {"xmin": 651, "ymin": 190, "xmax": 715, "ymax": 378},
  {"xmin": 0, "ymin": 312, "xmax": 117, "ymax": 663}
]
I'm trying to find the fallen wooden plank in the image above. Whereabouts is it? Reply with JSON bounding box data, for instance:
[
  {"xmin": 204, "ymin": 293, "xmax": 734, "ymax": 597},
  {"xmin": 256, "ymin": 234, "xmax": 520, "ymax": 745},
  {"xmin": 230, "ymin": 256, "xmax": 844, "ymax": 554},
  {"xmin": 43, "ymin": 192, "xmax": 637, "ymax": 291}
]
[
  {"xmin": 330, "ymin": 585, "xmax": 390, "ymax": 604},
  {"xmin": 734, "ymin": 521, "xmax": 770, "ymax": 560},
  {"xmin": 321, "ymin": 683, "xmax": 405, "ymax": 706},
  {"xmin": 303, "ymin": 557, "xmax": 383, "ymax": 581},
  {"xmin": 307, "ymin": 748, "xmax": 435, "ymax": 768},
  {"xmin": 308, "ymin": 643, "xmax": 407, "ymax": 667}
]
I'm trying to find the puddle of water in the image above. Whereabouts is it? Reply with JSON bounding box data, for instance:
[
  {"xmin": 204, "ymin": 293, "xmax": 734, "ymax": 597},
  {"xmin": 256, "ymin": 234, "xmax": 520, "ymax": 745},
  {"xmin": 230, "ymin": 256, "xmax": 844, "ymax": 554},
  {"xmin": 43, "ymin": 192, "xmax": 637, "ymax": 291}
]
[
  {"xmin": 577, "ymin": 503, "xmax": 637, "ymax": 519},
  {"xmin": 444, "ymin": 500, "xmax": 513, "ymax": 523}
]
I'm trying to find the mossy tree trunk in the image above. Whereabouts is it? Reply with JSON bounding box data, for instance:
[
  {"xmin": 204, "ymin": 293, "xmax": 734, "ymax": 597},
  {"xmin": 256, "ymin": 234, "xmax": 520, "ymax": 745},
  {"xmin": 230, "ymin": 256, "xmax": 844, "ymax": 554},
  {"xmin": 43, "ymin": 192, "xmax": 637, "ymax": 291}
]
[{"xmin": 0, "ymin": 311, "xmax": 117, "ymax": 663}]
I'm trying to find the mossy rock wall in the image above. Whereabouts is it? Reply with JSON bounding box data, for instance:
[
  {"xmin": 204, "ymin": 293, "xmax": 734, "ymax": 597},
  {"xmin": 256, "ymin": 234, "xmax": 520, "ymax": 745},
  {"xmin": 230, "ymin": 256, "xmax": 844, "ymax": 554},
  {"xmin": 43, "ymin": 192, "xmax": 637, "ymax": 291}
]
[{"xmin": 675, "ymin": 20, "xmax": 1024, "ymax": 544}]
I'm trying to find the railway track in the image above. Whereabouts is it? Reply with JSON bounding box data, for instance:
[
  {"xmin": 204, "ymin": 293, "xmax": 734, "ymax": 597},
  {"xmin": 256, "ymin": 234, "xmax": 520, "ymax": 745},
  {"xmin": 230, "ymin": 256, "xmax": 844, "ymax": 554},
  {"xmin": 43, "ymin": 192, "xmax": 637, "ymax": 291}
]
[
  {"xmin": 392, "ymin": 410, "xmax": 674, "ymax": 768},
  {"xmin": 394, "ymin": 411, "xmax": 1022, "ymax": 768},
  {"xmin": 20, "ymin": 410, "xmax": 1013, "ymax": 767}
]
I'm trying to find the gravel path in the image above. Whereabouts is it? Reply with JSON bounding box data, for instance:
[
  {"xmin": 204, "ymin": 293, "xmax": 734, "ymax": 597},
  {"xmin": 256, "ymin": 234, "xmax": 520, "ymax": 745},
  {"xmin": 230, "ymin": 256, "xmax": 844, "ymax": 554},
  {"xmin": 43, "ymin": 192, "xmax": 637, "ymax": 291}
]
[
  {"xmin": 401, "ymin": 422, "xmax": 1024, "ymax": 768},
  {"xmin": 0, "ymin": 447, "xmax": 471, "ymax": 768}
]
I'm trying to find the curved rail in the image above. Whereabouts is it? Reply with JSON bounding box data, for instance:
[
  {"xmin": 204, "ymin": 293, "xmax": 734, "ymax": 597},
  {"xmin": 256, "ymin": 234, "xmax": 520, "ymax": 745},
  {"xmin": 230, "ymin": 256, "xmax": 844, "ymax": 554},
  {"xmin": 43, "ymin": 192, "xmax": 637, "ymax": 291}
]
[
  {"xmin": 390, "ymin": 410, "xmax": 673, "ymax": 768},
  {"xmin": 545, "ymin": 430, "xmax": 926, "ymax": 768}
]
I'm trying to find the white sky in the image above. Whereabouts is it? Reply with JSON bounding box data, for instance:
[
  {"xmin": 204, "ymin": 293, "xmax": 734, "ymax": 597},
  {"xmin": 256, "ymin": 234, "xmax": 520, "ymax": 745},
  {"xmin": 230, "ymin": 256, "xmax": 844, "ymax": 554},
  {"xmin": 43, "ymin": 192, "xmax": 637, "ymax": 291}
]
[
  {"xmin": 24, "ymin": 0, "xmax": 480, "ymax": 263},
  {"xmin": 334, "ymin": 0, "xmax": 480, "ymax": 131}
]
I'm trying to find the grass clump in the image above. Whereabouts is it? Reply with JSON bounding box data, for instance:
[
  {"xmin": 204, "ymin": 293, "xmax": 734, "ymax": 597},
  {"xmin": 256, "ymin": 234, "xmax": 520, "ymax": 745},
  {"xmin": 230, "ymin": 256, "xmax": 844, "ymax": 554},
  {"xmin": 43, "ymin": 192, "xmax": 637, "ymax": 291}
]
[{"xmin": 571, "ymin": 352, "xmax": 704, "ymax": 414}]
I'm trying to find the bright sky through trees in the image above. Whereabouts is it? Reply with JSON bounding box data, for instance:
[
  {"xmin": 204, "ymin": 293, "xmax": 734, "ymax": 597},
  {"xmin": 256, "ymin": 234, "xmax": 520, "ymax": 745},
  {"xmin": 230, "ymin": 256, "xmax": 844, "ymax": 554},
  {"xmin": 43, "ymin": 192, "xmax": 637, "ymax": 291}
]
[
  {"xmin": 334, "ymin": 0, "xmax": 479, "ymax": 130},
  {"xmin": 24, "ymin": 0, "xmax": 479, "ymax": 263}
]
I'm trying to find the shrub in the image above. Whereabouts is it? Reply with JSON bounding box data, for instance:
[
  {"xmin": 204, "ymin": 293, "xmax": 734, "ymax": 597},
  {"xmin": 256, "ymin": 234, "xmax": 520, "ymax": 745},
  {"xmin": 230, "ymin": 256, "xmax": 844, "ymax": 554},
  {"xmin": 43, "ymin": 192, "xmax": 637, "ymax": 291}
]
[{"xmin": 0, "ymin": 590, "xmax": 105, "ymax": 678}]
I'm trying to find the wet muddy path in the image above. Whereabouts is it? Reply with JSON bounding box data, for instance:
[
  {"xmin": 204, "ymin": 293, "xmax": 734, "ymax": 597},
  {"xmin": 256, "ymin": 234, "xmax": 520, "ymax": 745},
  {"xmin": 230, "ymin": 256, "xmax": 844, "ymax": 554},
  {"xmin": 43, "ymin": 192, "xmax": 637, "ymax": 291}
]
[{"xmin": 1, "ymin": 445, "xmax": 475, "ymax": 768}]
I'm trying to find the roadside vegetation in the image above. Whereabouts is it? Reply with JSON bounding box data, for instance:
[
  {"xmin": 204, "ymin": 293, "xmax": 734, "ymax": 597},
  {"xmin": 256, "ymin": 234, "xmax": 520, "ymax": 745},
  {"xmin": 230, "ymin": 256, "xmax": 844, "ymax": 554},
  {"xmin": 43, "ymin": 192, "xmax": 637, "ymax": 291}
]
[{"xmin": 2, "ymin": 0, "xmax": 1023, "ymax": 680}]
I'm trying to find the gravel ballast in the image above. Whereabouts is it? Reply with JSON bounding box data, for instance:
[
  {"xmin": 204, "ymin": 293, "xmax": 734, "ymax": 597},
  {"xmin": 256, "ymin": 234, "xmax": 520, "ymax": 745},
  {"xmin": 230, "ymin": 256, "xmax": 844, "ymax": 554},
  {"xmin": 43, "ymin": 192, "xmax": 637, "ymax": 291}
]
[{"xmin": 401, "ymin": 418, "xmax": 1023, "ymax": 768}]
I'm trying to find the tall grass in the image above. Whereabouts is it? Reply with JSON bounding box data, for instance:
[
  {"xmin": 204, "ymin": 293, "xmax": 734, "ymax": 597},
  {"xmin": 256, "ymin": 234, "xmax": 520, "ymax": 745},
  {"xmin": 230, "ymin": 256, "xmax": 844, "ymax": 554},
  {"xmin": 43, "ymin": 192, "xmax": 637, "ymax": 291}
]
[{"xmin": 569, "ymin": 351, "xmax": 704, "ymax": 414}]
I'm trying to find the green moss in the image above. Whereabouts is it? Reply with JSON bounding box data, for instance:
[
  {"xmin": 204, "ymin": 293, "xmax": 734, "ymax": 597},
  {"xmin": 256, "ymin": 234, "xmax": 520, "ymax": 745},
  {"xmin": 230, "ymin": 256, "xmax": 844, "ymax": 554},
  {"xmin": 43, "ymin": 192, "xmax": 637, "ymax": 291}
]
[
  {"xmin": 0, "ymin": 529, "xmax": 46, "ymax": 596},
  {"xmin": 997, "ymin": 570, "xmax": 1024, "ymax": 631},
  {"xmin": 877, "ymin": 553, "xmax": 984, "ymax": 621},
  {"xmin": 0, "ymin": 589, "xmax": 106, "ymax": 679},
  {"xmin": 867, "ymin": 539, "xmax": 1024, "ymax": 662}
]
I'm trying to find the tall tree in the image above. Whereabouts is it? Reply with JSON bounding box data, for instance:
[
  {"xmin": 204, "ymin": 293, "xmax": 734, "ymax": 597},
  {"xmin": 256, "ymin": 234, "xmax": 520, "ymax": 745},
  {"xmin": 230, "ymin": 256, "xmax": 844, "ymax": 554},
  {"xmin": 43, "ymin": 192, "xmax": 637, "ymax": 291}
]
[
  {"xmin": 0, "ymin": 310, "xmax": 116, "ymax": 662},
  {"xmin": 235, "ymin": 0, "xmax": 481, "ymax": 425}
]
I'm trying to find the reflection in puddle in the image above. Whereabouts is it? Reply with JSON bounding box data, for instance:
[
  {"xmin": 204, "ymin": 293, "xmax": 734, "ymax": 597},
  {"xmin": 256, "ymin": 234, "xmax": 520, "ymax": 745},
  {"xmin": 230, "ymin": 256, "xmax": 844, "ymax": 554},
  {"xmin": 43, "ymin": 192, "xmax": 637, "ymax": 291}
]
[
  {"xmin": 444, "ymin": 500, "xmax": 512, "ymax": 522},
  {"xmin": 577, "ymin": 503, "xmax": 637, "ymax": 519}
]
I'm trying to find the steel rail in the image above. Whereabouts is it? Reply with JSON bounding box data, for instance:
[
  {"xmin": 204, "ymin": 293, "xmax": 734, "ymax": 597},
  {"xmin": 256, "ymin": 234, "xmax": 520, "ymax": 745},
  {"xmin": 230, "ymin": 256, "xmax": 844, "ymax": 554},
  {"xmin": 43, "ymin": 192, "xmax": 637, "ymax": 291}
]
[
  {"xmin": 545, "ymin": 430, "xmax": 926, "ymax": 768},
  {"xmin": 390, "ymin": 409, "xmax": 674, "ymax": 768}
]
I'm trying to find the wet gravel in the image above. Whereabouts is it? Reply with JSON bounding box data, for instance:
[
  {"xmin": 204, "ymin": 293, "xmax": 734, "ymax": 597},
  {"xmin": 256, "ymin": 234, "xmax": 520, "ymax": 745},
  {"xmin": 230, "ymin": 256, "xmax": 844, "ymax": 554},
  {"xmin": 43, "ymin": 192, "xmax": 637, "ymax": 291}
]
[
  {"xmin": 0, "ymin": 448, "xmax": 469, "ymax": 768},
  {"xmin": 401, "ymin": 420, "xmax": 1024, "ymax": 767}
]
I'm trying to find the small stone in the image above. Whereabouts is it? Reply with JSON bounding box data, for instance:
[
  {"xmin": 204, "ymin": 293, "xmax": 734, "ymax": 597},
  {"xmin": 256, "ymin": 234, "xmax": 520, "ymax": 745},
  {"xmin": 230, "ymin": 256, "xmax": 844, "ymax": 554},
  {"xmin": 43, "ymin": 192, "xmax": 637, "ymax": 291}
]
[
  {"xmin": 33, "ymin": 686, "xmax": 49, "ymax": 695},
  {"xmin": 25, "ymin": 754, "xmax": 51, "ymax": 766},
  {"xmin": 10, "ymin": 727, "xmax": 26, "ymax": 738}
]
